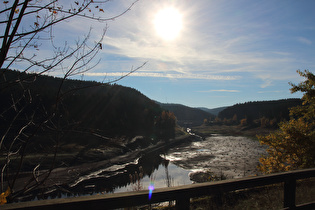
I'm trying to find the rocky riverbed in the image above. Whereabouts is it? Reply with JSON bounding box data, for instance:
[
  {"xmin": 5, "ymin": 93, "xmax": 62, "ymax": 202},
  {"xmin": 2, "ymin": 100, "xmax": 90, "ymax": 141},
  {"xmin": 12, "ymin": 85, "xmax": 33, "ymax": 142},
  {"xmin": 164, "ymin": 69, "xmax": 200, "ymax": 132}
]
[
  {"xmin": 165, "ymin": 134, "xmax": 268, "ymax": 182},
  {"xmin": 6, "ymin": 132, "xmax": 269, "ymax": 202}
]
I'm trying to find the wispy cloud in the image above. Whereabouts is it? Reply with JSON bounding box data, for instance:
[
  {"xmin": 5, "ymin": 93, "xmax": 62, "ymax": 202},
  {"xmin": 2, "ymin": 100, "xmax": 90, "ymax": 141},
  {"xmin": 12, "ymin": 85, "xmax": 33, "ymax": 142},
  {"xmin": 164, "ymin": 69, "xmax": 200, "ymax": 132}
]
[
  {"xmin": 297, "ymin": 37, "xmax": 312, "ymax": 45},
  {"xmin": 258, "ymin": 90, "xmax": 282, "ymax": 93},
  {"xmin": 260, "ymin": 80, "xmax": 273, "ymax": 88},
  {"xmin": 85, "ymin": 71, "xmax": 241, "ymax": 80},
  {"xmin": 197, "ymin": 89, "xmax": 240, "ymax": 93}
]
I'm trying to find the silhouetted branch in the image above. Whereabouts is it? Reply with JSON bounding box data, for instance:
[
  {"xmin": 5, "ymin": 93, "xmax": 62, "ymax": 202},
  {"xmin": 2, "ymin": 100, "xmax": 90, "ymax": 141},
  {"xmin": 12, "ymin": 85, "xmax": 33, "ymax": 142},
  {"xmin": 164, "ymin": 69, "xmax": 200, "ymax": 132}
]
[{"xmin": 0, "ymin": 0, "xmax": 142, "ymax": 201}]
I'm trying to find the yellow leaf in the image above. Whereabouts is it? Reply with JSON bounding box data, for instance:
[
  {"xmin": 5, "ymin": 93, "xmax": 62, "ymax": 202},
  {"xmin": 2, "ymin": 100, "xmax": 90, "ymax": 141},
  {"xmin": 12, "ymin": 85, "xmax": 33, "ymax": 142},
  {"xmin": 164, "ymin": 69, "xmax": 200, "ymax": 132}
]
[{"xmin": 0, "ymin": 187, "xmax": 11, "ymax": 205}]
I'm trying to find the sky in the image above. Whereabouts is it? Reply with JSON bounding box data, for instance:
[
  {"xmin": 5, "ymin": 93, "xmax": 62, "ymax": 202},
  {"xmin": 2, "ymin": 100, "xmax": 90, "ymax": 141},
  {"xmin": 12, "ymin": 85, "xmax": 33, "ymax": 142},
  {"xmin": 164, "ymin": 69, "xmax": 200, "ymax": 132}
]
[{"xmin": 5, "ymin": 0, "xmax": 315, "ymax": 109}]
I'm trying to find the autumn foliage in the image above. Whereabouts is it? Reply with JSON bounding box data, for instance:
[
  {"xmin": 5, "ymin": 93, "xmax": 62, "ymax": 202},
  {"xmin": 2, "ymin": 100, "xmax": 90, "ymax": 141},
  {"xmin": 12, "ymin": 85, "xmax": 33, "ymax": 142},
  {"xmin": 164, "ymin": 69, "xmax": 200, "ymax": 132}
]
[
  {"xmin": 258, "ymin": 70, "xmax": 315, "ymax": 173},
  {"xmin": 155, "ymin": 111, "xmax": 176, "ymax": 140}
]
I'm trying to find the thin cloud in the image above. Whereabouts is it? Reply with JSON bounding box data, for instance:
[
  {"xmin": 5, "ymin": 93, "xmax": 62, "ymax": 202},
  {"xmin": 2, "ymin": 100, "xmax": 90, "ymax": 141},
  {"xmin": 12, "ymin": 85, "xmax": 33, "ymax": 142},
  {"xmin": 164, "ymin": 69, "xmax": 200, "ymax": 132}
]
[
  {"xmin": 260, "ymin": 80, "xmax": 272, "ymax": 88},
  {"xmin": 198, "ymin": 89, "xmax": 240, "ymax": 93},
  {"xmin": 258, "ymin": 90, "xmax": 282, "ymax": 93},
  {"xmin": 85, "ymin": 72, "xmax": 241, "ymax": 80},
  {"xmin": 297, "ymin": 37, "xmax": 312, "ymax": 45}
]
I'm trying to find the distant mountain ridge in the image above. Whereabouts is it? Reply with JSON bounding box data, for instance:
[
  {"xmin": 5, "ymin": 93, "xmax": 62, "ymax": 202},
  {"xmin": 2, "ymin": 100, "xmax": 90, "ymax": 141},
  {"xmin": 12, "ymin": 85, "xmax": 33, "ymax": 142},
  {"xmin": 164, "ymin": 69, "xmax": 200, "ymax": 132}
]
[
  {"xmin": 158, "ymin": 103, "xmax": 215, "ymax": 127},
  {"xmin": 198, "ymin": 107, "xmax": 228, "ymax": 116},
  {"xmin": 158, "ymin": 99, "xmax": 302, "ymax": 128}
]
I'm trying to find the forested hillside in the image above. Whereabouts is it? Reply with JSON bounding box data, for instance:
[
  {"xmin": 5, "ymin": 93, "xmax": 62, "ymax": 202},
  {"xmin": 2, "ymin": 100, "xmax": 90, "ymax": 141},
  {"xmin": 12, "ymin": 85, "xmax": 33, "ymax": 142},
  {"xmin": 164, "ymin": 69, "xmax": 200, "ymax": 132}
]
[
  {"xmin": 159, "ymin": 103, "xmax": 215, "ymax": 127},
  {"xmin": 216, "ymin": 99, "xmax": 302, "ymax": 126},
  {"xmin": 0, "ymin": 70, "xmax": 175, "ymax": 152}
]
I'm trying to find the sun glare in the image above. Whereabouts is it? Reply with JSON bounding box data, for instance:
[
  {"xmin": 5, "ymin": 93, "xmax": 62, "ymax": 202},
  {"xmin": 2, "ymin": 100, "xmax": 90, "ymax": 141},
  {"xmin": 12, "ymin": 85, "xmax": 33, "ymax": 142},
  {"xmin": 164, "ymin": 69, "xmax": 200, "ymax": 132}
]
[{"xmin": 154, "ymin": 7, "xmax": 182, "ymax": 41}]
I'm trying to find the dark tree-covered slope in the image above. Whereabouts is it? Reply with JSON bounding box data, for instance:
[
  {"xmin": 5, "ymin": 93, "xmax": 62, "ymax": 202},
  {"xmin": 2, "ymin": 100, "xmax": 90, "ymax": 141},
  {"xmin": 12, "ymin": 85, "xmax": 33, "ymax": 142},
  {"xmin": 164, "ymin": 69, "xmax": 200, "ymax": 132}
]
[
  {"xmin": 0, "ymin": 70, "xmax": 172, "ymax": 151},
  {"xmin": 218, "ymin": 99, "xmax": 302, "ymax": 122}
]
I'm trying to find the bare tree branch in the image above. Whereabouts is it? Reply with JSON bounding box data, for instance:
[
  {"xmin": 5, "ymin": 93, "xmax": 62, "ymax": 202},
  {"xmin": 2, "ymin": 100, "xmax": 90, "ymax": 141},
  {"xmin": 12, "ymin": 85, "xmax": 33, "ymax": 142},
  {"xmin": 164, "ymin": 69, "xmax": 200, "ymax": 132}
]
[{"xmin": 0, "ymin": 0, "xmax": 143, "ymax": 201}]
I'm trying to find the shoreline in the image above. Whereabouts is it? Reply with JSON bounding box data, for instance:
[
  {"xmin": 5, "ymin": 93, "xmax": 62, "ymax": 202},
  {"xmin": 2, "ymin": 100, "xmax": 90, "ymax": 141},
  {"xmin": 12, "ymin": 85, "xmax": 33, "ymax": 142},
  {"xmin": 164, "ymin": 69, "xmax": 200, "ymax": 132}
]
[{"xmin": 191, "ymin": 124, "xmax": 276, "ymax": 139}]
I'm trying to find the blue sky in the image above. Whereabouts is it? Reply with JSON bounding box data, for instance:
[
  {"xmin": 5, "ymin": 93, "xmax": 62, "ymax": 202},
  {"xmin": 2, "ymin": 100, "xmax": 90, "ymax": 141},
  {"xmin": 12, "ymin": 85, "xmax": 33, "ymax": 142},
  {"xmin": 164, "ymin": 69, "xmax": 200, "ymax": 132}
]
[{"xmin": 7, "ymin": 0, "xmax": 315, "ymax": 108}]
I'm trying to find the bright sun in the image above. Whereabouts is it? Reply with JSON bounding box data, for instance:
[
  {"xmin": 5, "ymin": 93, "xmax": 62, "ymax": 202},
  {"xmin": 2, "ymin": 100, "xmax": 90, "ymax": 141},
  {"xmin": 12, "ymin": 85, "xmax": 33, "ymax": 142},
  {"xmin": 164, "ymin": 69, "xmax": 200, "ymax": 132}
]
[{"xmin": 154, "ymin": 7, "xmax": 183, "ymax": 41}]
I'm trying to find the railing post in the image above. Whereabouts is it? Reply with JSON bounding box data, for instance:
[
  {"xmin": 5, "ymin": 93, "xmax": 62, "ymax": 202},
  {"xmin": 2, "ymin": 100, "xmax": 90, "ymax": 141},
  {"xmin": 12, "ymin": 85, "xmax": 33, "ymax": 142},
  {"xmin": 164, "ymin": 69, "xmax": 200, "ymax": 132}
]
[
  {"xmin": 176, "ymin": 196, "xmax": 190, "ymax": 210},
  {"xmin": 284, "ymin": 176, "xmax": 296, "ymax": 209}
]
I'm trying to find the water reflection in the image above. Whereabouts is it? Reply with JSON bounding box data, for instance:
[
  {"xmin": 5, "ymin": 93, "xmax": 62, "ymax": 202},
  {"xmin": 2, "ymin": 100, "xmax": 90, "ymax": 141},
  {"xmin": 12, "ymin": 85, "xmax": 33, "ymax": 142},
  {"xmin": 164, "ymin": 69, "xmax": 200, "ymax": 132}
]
[{"xmin": 115, "ymin": 160, "xmax": 192, "ymax": 193}]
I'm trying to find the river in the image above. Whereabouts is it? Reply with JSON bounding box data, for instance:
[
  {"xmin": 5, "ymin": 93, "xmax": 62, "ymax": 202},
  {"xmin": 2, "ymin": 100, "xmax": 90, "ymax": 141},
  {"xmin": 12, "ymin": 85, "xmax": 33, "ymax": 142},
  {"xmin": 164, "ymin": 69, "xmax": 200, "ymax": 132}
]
[{"xmin": 18, "ymin": 134, "xmax": 267, "ymax": 202}]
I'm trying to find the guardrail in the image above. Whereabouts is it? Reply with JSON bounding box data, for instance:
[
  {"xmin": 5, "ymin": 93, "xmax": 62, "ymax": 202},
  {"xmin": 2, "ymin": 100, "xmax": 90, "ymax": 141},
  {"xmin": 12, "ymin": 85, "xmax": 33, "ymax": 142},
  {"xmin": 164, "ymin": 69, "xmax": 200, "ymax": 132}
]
[{"xmin": 2, "ymin": 168, "xmax": 315, "ymax": 210}]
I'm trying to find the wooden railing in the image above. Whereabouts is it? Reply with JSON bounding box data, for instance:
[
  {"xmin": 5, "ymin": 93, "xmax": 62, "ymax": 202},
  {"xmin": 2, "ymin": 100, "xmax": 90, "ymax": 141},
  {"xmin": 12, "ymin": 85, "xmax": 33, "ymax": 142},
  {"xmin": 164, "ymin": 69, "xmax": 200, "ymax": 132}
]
[{"xmin": 2, "ymin": 168, "xmax": 315, "ymax": 210}]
